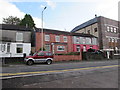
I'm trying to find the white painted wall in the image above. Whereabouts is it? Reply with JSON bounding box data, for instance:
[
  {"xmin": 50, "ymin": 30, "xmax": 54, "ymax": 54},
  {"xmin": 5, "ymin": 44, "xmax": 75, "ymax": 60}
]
[{"xmin": 0, "ymin": 42, "xmax": 31, "ymax": 57}]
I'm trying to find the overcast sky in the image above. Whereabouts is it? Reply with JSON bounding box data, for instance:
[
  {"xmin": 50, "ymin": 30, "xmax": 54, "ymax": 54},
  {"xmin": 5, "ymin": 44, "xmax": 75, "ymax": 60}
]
[{"xmin": 0, "ymin": 0, "xmax": 119, "ymax": 31}]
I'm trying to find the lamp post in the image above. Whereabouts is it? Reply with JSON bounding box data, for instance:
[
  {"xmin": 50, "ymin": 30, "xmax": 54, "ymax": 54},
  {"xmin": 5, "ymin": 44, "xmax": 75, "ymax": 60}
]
[{"xmin": 41, "ymin": 6, "xmax": 47, "ymax": 51}]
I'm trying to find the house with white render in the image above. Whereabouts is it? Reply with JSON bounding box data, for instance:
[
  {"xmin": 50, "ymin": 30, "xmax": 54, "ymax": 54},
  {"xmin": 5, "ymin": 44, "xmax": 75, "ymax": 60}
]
[{"xmin": 0, "ymin": 24, "xmax": 31, "ymax": 57}]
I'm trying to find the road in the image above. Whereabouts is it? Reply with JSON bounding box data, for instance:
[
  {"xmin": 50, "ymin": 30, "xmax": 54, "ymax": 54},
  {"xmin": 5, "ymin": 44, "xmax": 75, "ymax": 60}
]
[{"xmin": 1, "ymin": 59, "xmax": 119, "ymax": 88}]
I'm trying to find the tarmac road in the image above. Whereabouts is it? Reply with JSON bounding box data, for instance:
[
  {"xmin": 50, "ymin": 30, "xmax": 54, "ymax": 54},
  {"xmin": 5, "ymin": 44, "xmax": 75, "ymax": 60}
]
[{"xmin": 1, "ymin": 59, "xmax": 119, "ymax": 88}]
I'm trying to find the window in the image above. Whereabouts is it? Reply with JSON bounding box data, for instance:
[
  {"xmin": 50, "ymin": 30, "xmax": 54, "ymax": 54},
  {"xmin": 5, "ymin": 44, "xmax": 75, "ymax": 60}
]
[
  {"xmin": 92, "ymin": 38, "xmax": 97, "ymax": 45},
  {"xmin": 37, "ymin": 52, "xmax": 44, "ymax": 56},
  {"xmin": 83, "ymin": 46, "xmax": 86, "ymax": 52},
  {"xmin": 16, "ymin": 32, "xmax": 23, "ymax": 41},
  {"xmin": 7, "ymin": 43, "xmax": 10, "ymax": 53},
  {"xmin": 57, "ymin": 46, "xmax": 65, "ymax": 51},
  {"xmin": 45, "ymin": 45, "xmax": 50, "ymax": 51},
  {"xmin": 107, "ymin": 26, "xmax": 110, "ymax": 32},
  {"xmin": 111, "ymin": 27, "xmax": 113, "ymax": 32},
  {"xmin": 114, "ymin": 28, "xmax": 117, "ymax": 33},
  {"xmin": 94, "ymin": 28, "xmax": 97, "ymax": 32},
  {"xmin": 86, "ymin": 38, "xmax": 91, "ymax": 44},
  {"xmin": 83, "ymin": 38, "xmax": 86, "ymax": 44},
  {"xmin": 45, "ymin": 35, "xmax": 50, "ymax": 41},
  {"xmin": 46, "ymin": 52, "xmax": 52, "ymax": 56},
  {"xmin": 63, "ymin": 36, "xmax": 67, "ymax": 42},
  {"xmin": 16, "ymin": 44, "xmax": 23, "ymax": 53},
  {"xmin": 56, "ymin": 36, "xmax": 60, "ymax": 42},
  {"xmin": 87, "ymin": 30, "xmax": 90, "ymax": 34},
  {"xmin": 76, "ymin": 37, "xmax": 79, "ymax": 44},
  {"xmin": 0, "ymin": 44, "xmax": 6, "ymax": 52},
  {"xmin": 76, "ymin": 45, "xmax": 80, "ymax": 52}
]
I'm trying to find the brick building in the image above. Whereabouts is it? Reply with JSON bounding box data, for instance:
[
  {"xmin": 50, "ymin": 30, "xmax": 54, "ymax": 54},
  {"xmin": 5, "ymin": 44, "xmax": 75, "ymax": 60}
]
[
  {"xmin": 34, "ymin": 28, "xmax": 99, "ymax": 54},
  {"xmin": 71, "ymin": 16, "xmax": 120, "ymax": 58},
  {"xmin": 35, "ymin": 28, "xmax": 73, "ymax": 54}
]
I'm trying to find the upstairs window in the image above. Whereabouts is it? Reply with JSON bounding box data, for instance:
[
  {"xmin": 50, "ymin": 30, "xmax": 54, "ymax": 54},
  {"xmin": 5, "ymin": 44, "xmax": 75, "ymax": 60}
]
[
  {"xmin": 94, "ymin": 28, "xmax": 97, "ymax": 32},
  {"xmin": 55, "ymin": 36, "xmax": 60, "ymax": 42},
  {"xmin": 107, "ymin": 26, "xmax": 110, "ymax": 32},
  {"xmin": 63, "ymin": 36, "xmax": 67, "ymax": 42},
  {"xmin": 114, "ymin": 28, "xmax": 117, "ymax": 33},
  {"xmin": 45, "ymin": 35, "xmax": 50, "ymax": 41},
  {"xmin": 16, "ymin": 32, "xmax": 23, "ymax": 41}
]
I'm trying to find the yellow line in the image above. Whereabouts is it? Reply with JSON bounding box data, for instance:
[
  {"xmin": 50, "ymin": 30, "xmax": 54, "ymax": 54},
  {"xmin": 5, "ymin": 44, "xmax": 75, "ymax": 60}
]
[{"xmin": 0, "ymin": 65, "xmax": 119, "ymax": 77}]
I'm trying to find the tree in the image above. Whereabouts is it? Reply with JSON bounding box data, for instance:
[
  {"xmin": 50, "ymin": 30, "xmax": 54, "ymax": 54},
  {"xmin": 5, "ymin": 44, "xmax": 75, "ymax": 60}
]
[
  {"xmin": 20, "ymin": 14, "xmax": 35, "ymax": 28},
  {"xmin": 3, "ymin": 16, "xmax": 21, "ymax": 25}
]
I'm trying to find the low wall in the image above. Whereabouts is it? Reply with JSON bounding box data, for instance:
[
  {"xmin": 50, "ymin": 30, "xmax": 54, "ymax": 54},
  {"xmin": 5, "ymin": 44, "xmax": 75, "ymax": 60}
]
[
  {"xmin": 1, "ymin": 57, "xmax": 24, "ymax": 64},
  {"xmin": 54, "ymin": 55, "xmax": 82, "ymax": 61}
]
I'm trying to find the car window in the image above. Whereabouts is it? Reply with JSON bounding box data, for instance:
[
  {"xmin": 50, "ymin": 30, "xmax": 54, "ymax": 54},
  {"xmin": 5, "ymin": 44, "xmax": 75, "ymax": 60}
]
[
  {"xmin": 37, "ymin": 52, "xmax": 45, "ymax": 56},
  {"xmin": 46, "ymin": 52, "xmax": 52, "ymax": 56}
]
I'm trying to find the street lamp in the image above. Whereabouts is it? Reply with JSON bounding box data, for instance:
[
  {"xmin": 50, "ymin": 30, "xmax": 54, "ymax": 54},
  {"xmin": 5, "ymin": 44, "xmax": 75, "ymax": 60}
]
[{"xmin": 41, "ymin": 6, "xmax": 47, "ymax": 51}]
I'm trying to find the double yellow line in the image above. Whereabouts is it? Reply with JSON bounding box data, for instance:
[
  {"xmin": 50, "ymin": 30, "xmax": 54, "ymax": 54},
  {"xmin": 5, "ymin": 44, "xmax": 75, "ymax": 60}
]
[{"xmin": 0, "ymin": 65, "xmax": 119, "ymax": 77}]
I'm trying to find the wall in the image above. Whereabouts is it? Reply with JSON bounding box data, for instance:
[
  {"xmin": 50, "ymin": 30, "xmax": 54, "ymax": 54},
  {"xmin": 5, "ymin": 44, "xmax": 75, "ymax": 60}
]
[{"xmin": 54, "ymin": 54, "xmax": 82, "ymax": 61}]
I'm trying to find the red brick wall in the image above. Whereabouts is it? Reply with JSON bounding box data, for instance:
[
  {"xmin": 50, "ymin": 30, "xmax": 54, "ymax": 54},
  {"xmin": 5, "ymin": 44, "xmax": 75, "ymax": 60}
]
[
  {"xmin": 54, "ymin": 54, "xmax": 82, "ymax": 61},
  {"xmin": 36, "ymin": 32, "xmax": 73, "ymax": 54}
]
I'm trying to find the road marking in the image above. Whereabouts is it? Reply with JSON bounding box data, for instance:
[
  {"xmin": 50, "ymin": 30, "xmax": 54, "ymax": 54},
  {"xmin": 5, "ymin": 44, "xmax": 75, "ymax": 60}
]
[{"xmin": 0, "ymin": 65, "xmax": 119, "ymax": 78}]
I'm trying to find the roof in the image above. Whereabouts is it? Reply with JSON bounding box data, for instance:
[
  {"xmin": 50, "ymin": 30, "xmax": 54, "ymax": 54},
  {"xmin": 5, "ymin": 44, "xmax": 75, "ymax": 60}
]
[
  {"xmin": 71, "ymin": 33, "xmax": 97, "ymax": 38},
  {"xmin": 35, "ymin": 28, "xmax": 70, "ymax": 35},
  {"xmin": 71, "ymin": 17, "xmax": 98, "ymax": 32},
  {"xmin": 0, "ymin": 24, "xmax": 32, "ymax": 31}
]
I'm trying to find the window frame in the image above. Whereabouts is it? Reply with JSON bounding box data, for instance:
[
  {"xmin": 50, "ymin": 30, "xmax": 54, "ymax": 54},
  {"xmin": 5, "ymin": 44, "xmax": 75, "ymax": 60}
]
[
  {"xmin": 57, "ymin": 46, "xmax": 65, "ymax": 51},
  {"xmin": 45, "ymin": 35, "xmax": 50, "ymax": 41},
  {"xmin": 16, "ymin": 32, "xmax": 23, "ymax": 41},
  {"xmin": 55, "ymin": 36, "xmax": 60, "ymax": 42}
]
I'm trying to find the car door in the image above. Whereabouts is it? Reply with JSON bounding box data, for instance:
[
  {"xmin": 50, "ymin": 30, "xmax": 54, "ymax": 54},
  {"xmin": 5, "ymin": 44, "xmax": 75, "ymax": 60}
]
[{"xmin": 34, "ymin": 52, "xmax": 46, "ymax": 63}]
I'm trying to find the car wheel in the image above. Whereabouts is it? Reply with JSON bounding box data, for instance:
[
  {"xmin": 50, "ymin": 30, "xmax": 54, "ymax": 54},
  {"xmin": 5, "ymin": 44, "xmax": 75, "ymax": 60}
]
[
  {"xmin": 46, "ymin": 60, "xmax": 52, "ymax": 65},
  {"xmin": 27, "ymin": 60, "xmax": 34, "ymax": 65}
]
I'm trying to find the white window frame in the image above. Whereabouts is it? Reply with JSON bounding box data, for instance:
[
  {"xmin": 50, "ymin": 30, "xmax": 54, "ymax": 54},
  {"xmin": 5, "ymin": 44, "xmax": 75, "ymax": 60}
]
[
  {"xmin": 63, "ymin": 36, "xmax": 67, "ymax": 42},
  {"xmin": 45, "ymin": 35, "xmax": 50, "ymax": 41},
  {"xmin": 57, "ymin": 46, "xmax": 65, "ymax": 51},
  {"xmin": 110, "ymin": 27, "xmax": 113, "ymax": 32},
  {"xmin": 56, "ymin": 36, "xmax": 60, "ymax": 42},
  {"xmin": 114, "ymin": 28, "xmax": 117, "ymax": 33},
  {"xmin": 16, "ymin": 32, "xmax": 23, "ymax": 41},
  {"xmin": 16, "ymin": 44, "xmax": 23, "ymax": 53},
  {"xmin": 107, "ymin": 26, "xmax": 110, "ymax": 32}
]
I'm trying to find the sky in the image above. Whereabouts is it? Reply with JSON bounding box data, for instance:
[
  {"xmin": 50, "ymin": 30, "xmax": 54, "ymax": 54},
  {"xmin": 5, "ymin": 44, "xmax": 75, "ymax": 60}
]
[{"xmin": 0, "ymin": 0, "xmax": 119, "ymax": 31}]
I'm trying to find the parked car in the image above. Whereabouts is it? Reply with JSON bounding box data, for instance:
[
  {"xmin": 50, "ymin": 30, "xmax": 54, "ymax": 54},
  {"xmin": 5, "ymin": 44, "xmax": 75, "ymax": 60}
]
[{"xmin": 24, "ymin": 51, "xmax": 53, "ymax": 65}]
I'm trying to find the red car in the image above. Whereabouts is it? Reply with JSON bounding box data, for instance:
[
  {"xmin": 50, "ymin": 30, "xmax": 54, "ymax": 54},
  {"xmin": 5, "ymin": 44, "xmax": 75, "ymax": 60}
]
[{"xmin": 24, "ymin": 51, "xmax": 54, "ymax": 65}]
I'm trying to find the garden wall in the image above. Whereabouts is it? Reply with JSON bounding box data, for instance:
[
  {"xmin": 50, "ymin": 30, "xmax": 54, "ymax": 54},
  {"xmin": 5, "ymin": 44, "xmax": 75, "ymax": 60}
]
[{"xmin": 54, "ymin": 55, "xmax": 82, "ymax": 61}]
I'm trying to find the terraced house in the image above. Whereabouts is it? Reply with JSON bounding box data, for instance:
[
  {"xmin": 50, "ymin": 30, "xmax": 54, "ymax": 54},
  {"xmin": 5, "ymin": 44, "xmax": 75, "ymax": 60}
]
[
  {"xmin": 34, "ymin": 28, "xmax": 99, "ymax": 54},
  {"xmin": 0, "ymin": 24, "xmax": 31, "ymax": 57},
  {"xmin": 71, "ymin": 16, "xmax": 120, "ymax": 58}
]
